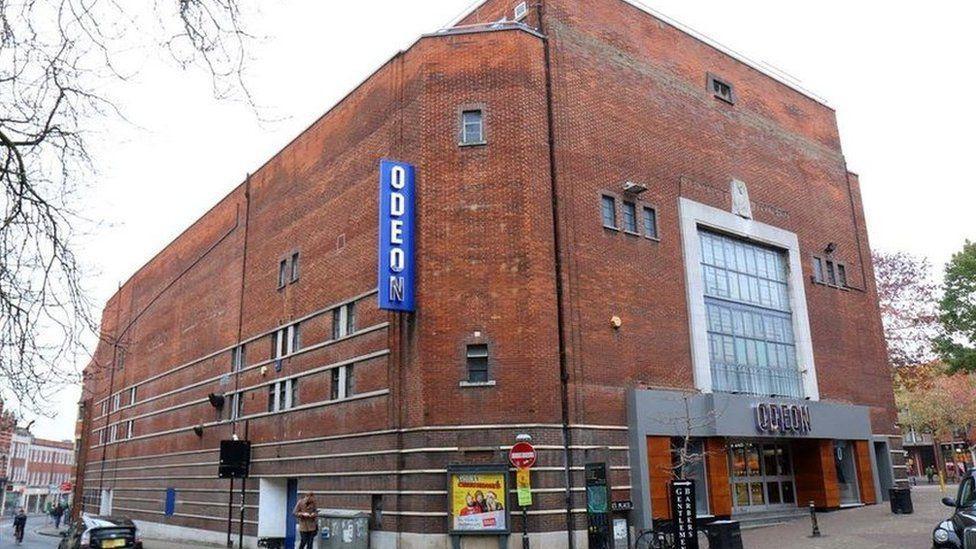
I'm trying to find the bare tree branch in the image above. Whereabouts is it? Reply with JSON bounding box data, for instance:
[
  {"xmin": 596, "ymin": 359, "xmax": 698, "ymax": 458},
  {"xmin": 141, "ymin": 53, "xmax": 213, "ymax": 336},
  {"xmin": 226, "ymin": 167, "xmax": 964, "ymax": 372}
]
[{"xmin": 0, "ymin": 0, "xmax": 256, "ymax": 415}]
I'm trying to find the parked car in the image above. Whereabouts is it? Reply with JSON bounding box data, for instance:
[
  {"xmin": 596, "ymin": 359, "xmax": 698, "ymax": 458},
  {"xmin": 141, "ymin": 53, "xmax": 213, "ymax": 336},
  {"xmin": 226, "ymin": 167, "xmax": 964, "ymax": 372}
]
[
  {"xmin": 59, "ymin": 515, "xmax": 143, "ymax": 549},
  {"xmin": 934, "ymin": 471, "xmax": 976, "ymax": 548}
]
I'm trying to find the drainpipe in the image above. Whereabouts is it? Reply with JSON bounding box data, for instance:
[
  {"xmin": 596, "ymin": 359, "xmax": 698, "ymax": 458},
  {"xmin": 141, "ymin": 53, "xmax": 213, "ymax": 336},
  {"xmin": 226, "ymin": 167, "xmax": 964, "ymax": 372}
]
[{"xmin": 535, "ymin": 2, "xmax": 576, "ymax": 548}]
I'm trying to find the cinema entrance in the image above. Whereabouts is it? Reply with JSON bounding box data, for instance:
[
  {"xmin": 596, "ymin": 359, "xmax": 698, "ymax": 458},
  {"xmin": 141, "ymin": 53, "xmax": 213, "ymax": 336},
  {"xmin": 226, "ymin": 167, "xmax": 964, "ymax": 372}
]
[
  {"xmin": 627, "ymin": 389, "xmax": 892, "ymax": 530},
  {"xmin": 727, "ymin": 441, "xmax": 797, "ymax": 513}
]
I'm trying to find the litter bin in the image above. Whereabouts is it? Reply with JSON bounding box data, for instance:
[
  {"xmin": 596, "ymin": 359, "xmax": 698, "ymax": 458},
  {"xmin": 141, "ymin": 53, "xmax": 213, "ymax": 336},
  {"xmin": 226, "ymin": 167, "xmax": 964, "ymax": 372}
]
[
  {"xmin": 889, "ymin": 487, "xmax": 914, "ymax": 514},
  {"xmin": 318, "ymin": 509, "xmax": 370, "ymax": 549},
  {"xmin": 705, "ymin": 520, "xmax": 743, "ymax": 549}
]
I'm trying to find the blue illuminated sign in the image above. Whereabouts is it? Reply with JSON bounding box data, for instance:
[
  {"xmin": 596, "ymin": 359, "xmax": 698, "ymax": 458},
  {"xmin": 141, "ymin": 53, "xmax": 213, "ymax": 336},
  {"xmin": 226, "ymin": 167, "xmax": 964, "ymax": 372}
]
[{"xmin": 378, "ymin": 159, "xmax": 416, "ymax": 312}]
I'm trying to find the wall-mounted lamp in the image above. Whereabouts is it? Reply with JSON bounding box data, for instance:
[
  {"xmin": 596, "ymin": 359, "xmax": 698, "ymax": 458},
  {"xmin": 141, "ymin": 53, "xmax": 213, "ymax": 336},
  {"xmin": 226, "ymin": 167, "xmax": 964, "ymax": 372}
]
[
  {"xmin": 622, "ymin": 181, "xmax": 648, "ymax": 196},
  {"xmin": 207, "ymin": 393, "xmax": 225, "ymax": 409},
  {"xmin": 610, "ymin": 315, "xmax": 623, "ymax": 329},
  {"xmin": 824, "ymin": 242, "xmax": 837, "ymax": 255},
  {"xmin": 193, "ymin": 425, "xmax": 204, "ymax": 437}
]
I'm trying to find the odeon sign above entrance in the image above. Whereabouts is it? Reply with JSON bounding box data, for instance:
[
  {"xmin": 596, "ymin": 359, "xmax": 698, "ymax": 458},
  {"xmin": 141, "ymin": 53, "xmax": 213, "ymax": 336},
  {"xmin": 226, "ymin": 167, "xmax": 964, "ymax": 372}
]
[{"xmin": 753, "ymin": 402, "xmax": 812, "ymax": 435}]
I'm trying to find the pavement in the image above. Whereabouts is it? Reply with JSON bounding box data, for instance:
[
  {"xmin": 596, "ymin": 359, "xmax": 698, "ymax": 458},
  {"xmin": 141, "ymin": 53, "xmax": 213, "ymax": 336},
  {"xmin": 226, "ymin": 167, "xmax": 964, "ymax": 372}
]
[
  {"xmin": 740, "ymin": 483, "xmax": 947, "ymax": 548},
  {"xmin": 1, "ymin": 485, "xmax": 952, "ymax": 547}
]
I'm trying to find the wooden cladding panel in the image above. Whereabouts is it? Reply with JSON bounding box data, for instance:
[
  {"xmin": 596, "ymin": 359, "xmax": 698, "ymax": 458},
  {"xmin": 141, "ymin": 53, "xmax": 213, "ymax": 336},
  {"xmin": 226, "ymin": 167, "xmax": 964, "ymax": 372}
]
[
  {"xmin": 647, "ymin": 436, "xmax": 672, "ymax": 520},
  {"xmin": 854, "ymin": 440, "xmax": 877, "ymax": 504},
  {"xmin": 792, "ymin": 439, "xmax": 840, "ymax": 508}
]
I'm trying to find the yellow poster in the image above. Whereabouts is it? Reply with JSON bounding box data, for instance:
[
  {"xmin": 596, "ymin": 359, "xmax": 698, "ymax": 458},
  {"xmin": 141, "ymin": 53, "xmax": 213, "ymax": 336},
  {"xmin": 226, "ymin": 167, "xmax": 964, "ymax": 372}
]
[
  {"xmin": 449, "ymin": 470, "xmax": 508, "ymax": 532},
  {"xmin": 516, "ymin": 467, "xmax": 532, "ymax": 507}
]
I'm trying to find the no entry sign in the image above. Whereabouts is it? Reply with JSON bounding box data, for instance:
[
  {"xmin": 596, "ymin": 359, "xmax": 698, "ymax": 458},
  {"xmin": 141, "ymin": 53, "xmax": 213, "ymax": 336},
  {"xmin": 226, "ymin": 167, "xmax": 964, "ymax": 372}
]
[{"xmin": 509, "ymin": 442, "xmax": 537, "ymax": 469}]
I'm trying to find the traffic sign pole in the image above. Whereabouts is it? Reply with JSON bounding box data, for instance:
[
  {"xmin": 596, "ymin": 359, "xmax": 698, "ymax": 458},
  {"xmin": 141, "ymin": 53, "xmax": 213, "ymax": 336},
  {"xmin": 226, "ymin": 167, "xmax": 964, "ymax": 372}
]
[{"xmin": 510, "ymin": 440, "xmax": 537, "ymax": 549}]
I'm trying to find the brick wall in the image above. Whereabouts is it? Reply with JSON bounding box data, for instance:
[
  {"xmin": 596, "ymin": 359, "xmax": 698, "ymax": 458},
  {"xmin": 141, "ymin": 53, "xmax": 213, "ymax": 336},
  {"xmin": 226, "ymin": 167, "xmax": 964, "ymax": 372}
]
[{"xmin": 76, "ymin": 0, "xmax": 899, "ymax": 541}]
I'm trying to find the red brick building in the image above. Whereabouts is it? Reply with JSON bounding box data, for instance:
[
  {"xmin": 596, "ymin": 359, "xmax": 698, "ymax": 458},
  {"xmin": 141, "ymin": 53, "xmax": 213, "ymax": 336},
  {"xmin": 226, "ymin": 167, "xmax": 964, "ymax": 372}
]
[
  {"xmin": 4, "ymin": 427, "xmax": 75, "ymax": 514},
  {"xmin": 75, "ymin": 0, "xmax": 901, "ymax": 547}
]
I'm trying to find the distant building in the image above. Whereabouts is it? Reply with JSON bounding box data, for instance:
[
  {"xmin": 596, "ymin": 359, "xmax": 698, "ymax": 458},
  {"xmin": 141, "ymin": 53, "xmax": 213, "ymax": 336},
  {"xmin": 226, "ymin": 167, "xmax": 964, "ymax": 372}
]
[
  {"xmin": 4, "ymin": 427, "xmax": 75, "ymax": 515},
  {"xmin": 0, "ymin": 400, "xmax": 13, "ymax": 509},
  {"xmin": 75, "ymin": 0, "xmax": 900, "ymax": 547}
]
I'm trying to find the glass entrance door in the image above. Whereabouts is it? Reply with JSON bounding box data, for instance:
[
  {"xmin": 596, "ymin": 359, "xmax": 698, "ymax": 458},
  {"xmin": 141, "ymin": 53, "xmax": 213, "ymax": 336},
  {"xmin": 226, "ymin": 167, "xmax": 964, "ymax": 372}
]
[
  {"xmin": 729, "ymin": 441, "xmax": 797, "ymax": 512},
  {"xmin": 834, "ymin": 441, "xmax": 861, "ymax": 505}
]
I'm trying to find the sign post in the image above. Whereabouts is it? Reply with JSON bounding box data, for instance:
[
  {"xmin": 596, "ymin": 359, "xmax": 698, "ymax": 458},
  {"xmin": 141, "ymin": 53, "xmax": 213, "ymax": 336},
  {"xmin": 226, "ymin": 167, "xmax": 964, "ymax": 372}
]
[{"xmin": 510, "ymin": 439, "xmax": 537, "ymax": 549}]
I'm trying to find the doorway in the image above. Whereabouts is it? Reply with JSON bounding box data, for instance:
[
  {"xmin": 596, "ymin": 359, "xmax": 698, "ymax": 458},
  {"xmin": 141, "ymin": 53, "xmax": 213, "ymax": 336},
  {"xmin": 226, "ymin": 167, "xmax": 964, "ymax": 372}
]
[
  {"xmin": 874, "ymin": 441, "xmax": 894, "ymax": 501},
  {"xmin": 728, "ymin": 441, "xmax": 797, "ymax": 513},
  {"xmin": 834, "ymin": 441, "xmax": 861, "ymax": 505},
  {"xmin": 258, "ymin": 478, "xmax": 299, "ymax": 549}
]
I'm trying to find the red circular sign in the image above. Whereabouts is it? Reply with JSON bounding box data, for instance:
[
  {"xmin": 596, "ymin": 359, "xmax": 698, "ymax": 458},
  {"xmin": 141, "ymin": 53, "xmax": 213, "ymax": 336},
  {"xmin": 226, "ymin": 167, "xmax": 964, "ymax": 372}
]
[
  {"xmin": 59, "ymin": 481, "xmax": 73, "ymax": 492},
  {"xmin": 509, "ymin": 442, "xmax": 537, "ymax": 469}
]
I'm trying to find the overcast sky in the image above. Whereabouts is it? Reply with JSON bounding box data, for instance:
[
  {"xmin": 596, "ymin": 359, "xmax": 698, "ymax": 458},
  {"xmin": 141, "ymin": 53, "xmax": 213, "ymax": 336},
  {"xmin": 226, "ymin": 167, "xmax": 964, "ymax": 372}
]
[{"xmin": 29, "ymin": 0, "xmax": 975, "ymax": 439}]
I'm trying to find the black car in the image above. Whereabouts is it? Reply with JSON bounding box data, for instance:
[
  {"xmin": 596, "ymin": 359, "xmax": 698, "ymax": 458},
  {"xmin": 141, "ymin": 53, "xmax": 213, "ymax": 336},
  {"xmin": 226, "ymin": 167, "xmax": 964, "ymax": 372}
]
[
  {"xmin": 934, "ymin": 471, "xmax": 976, "ymax": 548},
  {"xmin": 59, "ymin": 515, "xmax": 143, "ymax": 549}
]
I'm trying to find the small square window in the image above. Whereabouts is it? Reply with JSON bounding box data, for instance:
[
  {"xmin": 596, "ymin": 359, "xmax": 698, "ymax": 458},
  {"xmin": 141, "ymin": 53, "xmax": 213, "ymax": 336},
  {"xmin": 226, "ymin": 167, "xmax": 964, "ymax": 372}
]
[
  {"xmin": 514, "ymin": 1, "xmax": 528, "ymax": 20},
  {"xmin": 460, "ymin": 110, "xmax": 485, "ymax": 145},
  {"xmin": 601, "ymin": 196, "xmax": 617, "ymax": 229},
  {"xmin": 708, "ymin": 73, "xmax": 735, "ymax": 104},
  {"xmin": 642, "ymin": 207, "xmax": 658, "ymax": 239},
  {"xmin": 622, "ymin": 202, "xmax": 638, "ymax": 233},
  {"xmin": 466, "ymin": 344, "xmax": 489, "ymax": 383},
  {"xmin": 290, "ymin": 252, "xmax": 300, "ymax": 283},
  {"xmin": 278, "ymin": 259, "xmax": 288, "ymax": 289}
]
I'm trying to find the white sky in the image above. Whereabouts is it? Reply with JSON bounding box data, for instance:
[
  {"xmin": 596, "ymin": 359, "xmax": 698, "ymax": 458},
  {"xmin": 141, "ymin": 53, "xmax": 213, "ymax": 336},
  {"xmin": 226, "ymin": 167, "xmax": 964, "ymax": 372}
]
[{"xmin": 29, "ymin": 1, "xmax": 976, "ymax": 439}]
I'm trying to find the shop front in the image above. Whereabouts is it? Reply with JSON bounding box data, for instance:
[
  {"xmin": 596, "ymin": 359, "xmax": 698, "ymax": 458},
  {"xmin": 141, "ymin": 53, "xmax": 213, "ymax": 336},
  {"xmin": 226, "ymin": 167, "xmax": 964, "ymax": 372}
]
[{"xmin": 627, "ymin": 389, "xmax": 891, "ymax": 530}]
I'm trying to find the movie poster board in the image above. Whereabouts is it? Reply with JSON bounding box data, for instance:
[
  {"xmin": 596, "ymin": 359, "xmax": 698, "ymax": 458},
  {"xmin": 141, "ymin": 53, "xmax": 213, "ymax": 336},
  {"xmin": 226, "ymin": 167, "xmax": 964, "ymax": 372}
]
[{"xmin": 447, "ymin": 464, "xmax": 511, "ymax": 535}]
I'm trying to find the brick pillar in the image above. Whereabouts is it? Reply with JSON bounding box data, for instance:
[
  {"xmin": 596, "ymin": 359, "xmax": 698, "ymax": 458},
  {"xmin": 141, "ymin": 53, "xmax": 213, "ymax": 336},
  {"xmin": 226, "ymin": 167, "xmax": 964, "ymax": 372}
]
[
  {"xmin": 792, "ymin": 439, "xmax": 840, "ymax": 509},
  {"xmin": 646, "ymin": 436, "xmax": 672, "ymax": 519},
  {"xmin": 704, "ymin": 438, "xmax": 732, "ymax": 516},
  {"xmin": 854, "ymin": 440, "xmax": 878, "ymax": 504}
]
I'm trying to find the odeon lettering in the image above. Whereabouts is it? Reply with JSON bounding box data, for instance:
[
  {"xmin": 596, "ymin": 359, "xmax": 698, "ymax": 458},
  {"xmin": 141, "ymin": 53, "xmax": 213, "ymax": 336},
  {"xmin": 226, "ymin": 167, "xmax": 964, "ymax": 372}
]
[
  {"xmin": 753, "ymin": 402, "xmax": 812, "ymax": 434},
  {"xmin": 378, "ymin": 159, "xmax": 416, "ymax": 312}
]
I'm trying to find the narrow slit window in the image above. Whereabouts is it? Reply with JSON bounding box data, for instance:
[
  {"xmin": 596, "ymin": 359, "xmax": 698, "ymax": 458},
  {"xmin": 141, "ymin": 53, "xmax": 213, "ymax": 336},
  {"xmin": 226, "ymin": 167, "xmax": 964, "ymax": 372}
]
[
  {"xmin": 622, "ymin": 202, "xmax": 637, "ymax": 233},
  {"xmin": 601, "ymin": 196, "xmax": 617, "ymax": 229},
  {"xmin": 836, "ymin": 264, "xmax": 848, "ymax": 288},
  {"xmin": 812, "ymin": 257, "xmax": 824, "ymax": 283},
  {"xmin": 278, "ymin": 259, "xmax": 288, "ymax": 289},
  {"xmin": 825, "ymin": 260, "xmax": 837, "ymax": 286},
  {"xmin": 642, "ymin": 207, "xmax": 658, "ymax": 239},
  {"xmin": 290, "ymin": 252, "xmax": 300, "ymax": 283}
]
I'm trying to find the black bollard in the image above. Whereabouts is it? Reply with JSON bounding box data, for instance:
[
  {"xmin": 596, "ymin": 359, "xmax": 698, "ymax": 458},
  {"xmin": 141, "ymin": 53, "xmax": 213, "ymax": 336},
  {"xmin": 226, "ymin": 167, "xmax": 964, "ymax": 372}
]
[{"xmin": 809, "ymin": 501, "xmax": 821, "ymax": 537}]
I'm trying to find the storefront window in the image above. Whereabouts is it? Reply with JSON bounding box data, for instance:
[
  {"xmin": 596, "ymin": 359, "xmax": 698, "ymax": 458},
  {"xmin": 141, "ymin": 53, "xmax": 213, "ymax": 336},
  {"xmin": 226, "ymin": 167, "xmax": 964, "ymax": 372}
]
[{"xmin": 700, "ymin": 230, "xmax": 804, "ymax": 398}]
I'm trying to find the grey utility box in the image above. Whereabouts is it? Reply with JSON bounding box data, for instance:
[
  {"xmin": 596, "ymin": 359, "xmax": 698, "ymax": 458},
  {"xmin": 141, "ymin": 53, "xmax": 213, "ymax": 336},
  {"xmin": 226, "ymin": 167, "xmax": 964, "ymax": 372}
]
[{"xmin": 318, "ymin": 509, "xmax": 370, "ymax": 549}]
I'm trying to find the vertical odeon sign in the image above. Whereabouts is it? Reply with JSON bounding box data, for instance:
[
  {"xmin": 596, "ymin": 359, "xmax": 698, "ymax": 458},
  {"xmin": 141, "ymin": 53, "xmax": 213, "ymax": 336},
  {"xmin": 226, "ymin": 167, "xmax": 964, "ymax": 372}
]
[{"xmin": 378, "ymin": 159, "xmax": 416, "ymax": 312}]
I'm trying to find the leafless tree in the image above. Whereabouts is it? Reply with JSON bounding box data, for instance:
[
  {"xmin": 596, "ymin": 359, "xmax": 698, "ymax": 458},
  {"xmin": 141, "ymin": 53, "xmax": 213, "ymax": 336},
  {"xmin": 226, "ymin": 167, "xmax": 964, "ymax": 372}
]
[
  {"xmin": 1, "ymin": 0, "xmax": 257, "ymax": 413},
  {"xmin": 874, "ymin": 251, "xmax": 940, "ymax": 368}
]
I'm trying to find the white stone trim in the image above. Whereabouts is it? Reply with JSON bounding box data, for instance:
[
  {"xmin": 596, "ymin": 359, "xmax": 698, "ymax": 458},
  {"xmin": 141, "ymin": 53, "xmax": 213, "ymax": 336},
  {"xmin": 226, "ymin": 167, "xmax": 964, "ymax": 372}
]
[{"xmin": 678, "ymin": 197, "xmax": 819, "ymax": 400}]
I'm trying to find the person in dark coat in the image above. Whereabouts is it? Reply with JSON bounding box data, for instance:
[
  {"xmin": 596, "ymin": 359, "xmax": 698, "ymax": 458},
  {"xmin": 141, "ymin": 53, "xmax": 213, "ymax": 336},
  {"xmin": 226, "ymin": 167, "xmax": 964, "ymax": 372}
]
[
  {"xmin": 13, "ymin": 508, "xmax": 27, "ymax": 544},
  {"xmin": 53, "ymin": 503, "xmax": 65, "ymax": 529}
]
